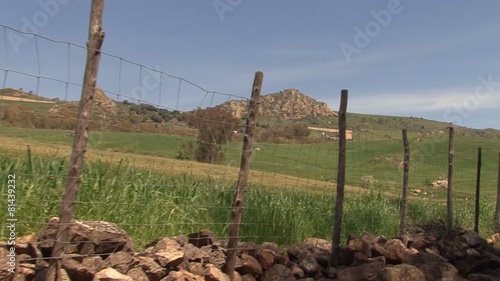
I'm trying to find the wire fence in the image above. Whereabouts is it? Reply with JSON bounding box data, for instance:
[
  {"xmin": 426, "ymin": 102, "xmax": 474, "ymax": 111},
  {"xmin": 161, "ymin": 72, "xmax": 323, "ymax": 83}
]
[{"xmin": 1, "ymin": 19, "xmax": 500, "ymax": 270}]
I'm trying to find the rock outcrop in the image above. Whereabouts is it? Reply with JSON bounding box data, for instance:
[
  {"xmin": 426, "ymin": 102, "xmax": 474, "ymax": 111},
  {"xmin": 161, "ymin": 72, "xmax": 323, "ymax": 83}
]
[
  {"xmin": 48, "ymin": 88, "xmax": 117, "ymax": 121},
  {"xmin": 220, "ymin": 89, "xmax": 337, "ymax": 120}
]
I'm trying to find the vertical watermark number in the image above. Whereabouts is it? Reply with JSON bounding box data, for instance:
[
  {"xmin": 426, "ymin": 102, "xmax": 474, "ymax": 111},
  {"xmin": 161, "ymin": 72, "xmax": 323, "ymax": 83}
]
[{"xmin": 6, "ymin": 174, "xmax": 16, "ymax": 274}]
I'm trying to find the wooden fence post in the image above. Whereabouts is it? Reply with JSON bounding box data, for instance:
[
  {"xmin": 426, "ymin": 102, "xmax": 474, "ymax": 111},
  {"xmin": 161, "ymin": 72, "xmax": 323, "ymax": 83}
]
[
  {"xmin": 474, "ymin": 147, "xmax": 482, "ymax": 233},
  {"xmin": 331, "ymin": 89, "xmax": 348, "ymax": 267},
  {"xmin": 47, "ymin": 1, "xmax": 105, "ymax": 280},
  {"xmin": 495, "ymin": 152, "xmax": 500, "ymax": 233},
  {"xmin": 399, "ymin": 129, "xmax": 410, "ymax": 236},
  {"xmin": 224, "ymin": 71, "xmax": 263, "ymax": 280},
  {"xmin": 446, "ymin": 127, "xmax": 454, "ymax": 235}
]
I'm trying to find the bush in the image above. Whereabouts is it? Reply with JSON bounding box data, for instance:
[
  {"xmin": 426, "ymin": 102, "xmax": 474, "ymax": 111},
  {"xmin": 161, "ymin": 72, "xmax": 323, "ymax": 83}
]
[
  {"xmin": 283, "ymin": 123, "xmax": 310, "ymax": 139},
  {"xmin": 254, "ymin": 128, "xmax": 276, "ymax": 143},
  {"xmin": 150, "ymin": 113, "xmax": 163, "ymax": 123},
  {"xmin": 3, "ymin": 105, "xmax": 36, "ymax": 127},
  {"xmin": 195, "ymin": 142, "xmax": 226, "ymax": 163},
  {"xmin": 175, "ymin": 141, "xmax": 196, "ymax": 160}
]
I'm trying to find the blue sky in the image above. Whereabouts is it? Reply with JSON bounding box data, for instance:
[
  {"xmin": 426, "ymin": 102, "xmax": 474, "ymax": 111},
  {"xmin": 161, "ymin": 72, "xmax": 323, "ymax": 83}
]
[{"xmin": 1, "ymin": 1, "xmax": 499, "ymax": 129}]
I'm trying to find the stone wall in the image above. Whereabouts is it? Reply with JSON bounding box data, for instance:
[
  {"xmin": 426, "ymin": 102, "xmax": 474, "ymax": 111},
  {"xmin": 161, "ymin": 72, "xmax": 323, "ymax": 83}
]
[{"xmin": 1, "ymin": 217, "xmax": 500, "ymax": 280}]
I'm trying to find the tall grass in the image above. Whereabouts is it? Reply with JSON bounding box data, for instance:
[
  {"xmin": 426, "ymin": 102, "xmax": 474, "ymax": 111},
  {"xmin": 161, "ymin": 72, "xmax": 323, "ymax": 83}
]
[{"xmin": 0, "ymin": 155, "xmax": 496, "ymax": 249}]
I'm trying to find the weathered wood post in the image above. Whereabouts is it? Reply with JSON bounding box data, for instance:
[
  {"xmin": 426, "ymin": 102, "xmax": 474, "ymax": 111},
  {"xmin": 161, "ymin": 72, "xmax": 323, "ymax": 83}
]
[
  {"xmin": 47, "ymin": 1, "xmax": 105, "ymax": 280},
  {"xmin": 331, "ymin": 89, "xmax": 348, "ymax": 267},
  {"xmin": 446, "ymin": 126, "xmax": 454, "ymax": 235},
  {"xmin": 224, "ymin": 71, "xmax": 263, "ymax": 280},
  {"xmin": 474, "ymin": 147, "xmax": 482, "ymax": 233},
  {"xmin": 399, "ymin": 128, "xmax": 410, "ymax": 236},
  {"xmin": 495, "ymin": 152, "xmax": 500, "ymax": 233}
]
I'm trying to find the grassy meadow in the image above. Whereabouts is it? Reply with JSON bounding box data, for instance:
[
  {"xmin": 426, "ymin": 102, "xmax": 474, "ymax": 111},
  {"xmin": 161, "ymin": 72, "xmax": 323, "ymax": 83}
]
[
  {"xmin": 2, "ymin": 126, "xmax": 499, "ymax": 197},
  {"xmin": 1, "ymin": 124, "xmax": 499, "ymax": 250},
  {"xmin": 0, "ymin": 151, "xmax": 496, "ymax": 250}
]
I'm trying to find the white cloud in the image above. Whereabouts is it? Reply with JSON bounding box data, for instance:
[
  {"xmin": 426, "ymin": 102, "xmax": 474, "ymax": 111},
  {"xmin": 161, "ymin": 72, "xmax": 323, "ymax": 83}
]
[{"xmin": 335, "ymin": 87, "xmax": 500, "ymax": 115}]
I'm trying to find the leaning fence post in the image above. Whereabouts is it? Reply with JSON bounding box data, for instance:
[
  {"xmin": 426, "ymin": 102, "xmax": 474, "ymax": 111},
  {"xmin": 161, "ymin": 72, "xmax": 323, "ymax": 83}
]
[
  {"xmin": 331, "ymin": 89, "xmax": 348, "ymax": 267},
  {"xmin": 224, "ymin": 71, "xmax": 263, "ymax": 280},
  {"xmin": 47, "ymin": 1, "xmax": 105, "ymax": 280},
  {"xmin": 446, "ymin": 127, "xmax": 454, "ymax": 235},
  {"xmin": 474, "ymin": 147, "xmax": 482, "ymax": 233},
  {"xmin": 495, "ymin": 152, "xmax": 500, "ymax": 233},
  {"xmin": 399, "ymin": 128, "xmax": 410, "ymax": 236}
]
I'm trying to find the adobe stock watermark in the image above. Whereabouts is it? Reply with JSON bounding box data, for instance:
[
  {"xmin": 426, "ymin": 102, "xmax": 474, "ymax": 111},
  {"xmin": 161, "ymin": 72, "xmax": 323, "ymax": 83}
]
[
  {"xmin": 339, "ymin": 0, "xmax": 409, "ymax": 63},
  {"xmin": 7, "ymin": 0, "xmax": 70, "ymax": 54},
  {"xmin": 213, "ymin": 0, "xmax": 243, "ymax": 22},
  {"xmin": 130, "ymin": 65, "xmax": 162, "ymax": 102},
  {"xmin": 382, "ymin": 74, "xmax": 500, "ymax": 185},
  {"xmin": 443, "ymin": 74, "xmax": 500, "ymax": 126}
]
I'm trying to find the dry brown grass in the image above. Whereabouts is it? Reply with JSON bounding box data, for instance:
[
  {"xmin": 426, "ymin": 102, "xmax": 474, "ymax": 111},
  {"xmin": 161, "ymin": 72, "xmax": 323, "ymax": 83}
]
[{"xmin": 0, "ymin": 95, "xmax": 56, "ymax": 104}]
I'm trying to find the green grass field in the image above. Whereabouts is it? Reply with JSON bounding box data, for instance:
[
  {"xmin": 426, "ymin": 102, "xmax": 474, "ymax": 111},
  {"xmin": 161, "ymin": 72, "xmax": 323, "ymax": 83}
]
[
  {"xmin": 2, "ymin": 126, "xmax": 499, "ymax": 199},
  {"xmin": 1, "ymin": 125, "xmax": 499, "ymax": 249},
  {"xmin": 0, "ymin": 153, "xmax": 496, "ymax": 250}
]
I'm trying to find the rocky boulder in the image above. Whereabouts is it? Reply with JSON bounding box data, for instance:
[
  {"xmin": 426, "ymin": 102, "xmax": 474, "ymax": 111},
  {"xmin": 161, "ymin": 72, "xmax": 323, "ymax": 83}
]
[
  {"xmin": 2, "ymin": 218, "xmax": 500, "ymax": 281},
  {"xmin": 37, "ymin": 217, "xmax": 135, "ymax": 257}
]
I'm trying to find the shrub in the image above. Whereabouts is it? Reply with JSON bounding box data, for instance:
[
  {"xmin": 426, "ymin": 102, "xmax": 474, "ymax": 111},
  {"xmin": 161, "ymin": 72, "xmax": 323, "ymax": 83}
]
[
  {"xmin": 175, "ymin": 141, "xmax": 195, "ymax": 160},
  {"xmin": 284, "ymin": 123, "xmax": 310, "ymax": 139},
  {"xmin": 254, "ymin": 128, "xmax": 276, "ymax": 143},
  {"xmin": 3, "ymin": 105, "xmax": 35, "ymax": 127}
]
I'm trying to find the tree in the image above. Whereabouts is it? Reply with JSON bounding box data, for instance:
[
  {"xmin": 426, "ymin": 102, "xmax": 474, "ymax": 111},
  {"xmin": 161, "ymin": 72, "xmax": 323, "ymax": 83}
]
[
  {"xmin": 284, "ymin": 123, "xmax": 310, "ymax": 139},
  {"xmin": 188, "ymin": 107, "xmax": 240, "ymax": 164}
]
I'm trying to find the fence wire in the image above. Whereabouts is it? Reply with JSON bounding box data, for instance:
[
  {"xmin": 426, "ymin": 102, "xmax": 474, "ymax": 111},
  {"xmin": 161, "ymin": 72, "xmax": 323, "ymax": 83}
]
[{"xmin": 0, "ymin": 23, "xmax": 499, "ymax": 257}]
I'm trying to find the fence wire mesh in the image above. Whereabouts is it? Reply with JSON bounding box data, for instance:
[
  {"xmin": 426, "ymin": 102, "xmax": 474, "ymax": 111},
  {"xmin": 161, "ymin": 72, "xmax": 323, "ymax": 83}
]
[{"xmin": 0, "ymin": 23, "xmax": 499, "ymax": 263}]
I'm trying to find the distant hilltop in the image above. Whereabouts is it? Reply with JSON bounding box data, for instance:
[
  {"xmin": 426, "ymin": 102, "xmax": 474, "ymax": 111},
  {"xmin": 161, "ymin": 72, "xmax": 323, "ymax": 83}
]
[
  {"xmin": 2, "ymin": 87, "xmax": 499, "ymax": 139},
  {"xmin": 219, "ymin": 88, "xmax": 337, "ymax": 120}
]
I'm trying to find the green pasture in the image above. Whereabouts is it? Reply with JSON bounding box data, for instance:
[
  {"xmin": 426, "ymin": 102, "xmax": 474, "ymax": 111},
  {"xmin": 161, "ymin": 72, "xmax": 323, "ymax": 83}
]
[
  {"xmin": 0, "ymin": 153, "xmax": 496, "ymax": 250},
  {"xmin": 1, "ymin": 126, "xmax": 499, "ymax": 200}
]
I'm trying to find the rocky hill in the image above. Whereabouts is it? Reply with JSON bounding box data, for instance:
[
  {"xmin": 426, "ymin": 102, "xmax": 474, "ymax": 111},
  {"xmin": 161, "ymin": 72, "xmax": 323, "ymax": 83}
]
[
  {"xmin": 0, "ymin": 87, "xmax": 193, "ymax": 134},
  {"xmin": 2, "ymin": 87, "xmax": 500, "ymax": 139},
  {"xmin": 220, "ymin": 89, "xmax": 337, "ymax": 120},
  {"xmin": 48, "ymin": 88, "xmax": 119, "ymax": 122}
]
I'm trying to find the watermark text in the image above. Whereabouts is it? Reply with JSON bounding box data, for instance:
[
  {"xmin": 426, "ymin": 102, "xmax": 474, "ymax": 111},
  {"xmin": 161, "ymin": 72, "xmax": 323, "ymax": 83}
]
[
  {"xmin": 213, "ymin": 0, "xmax": 243, "ymax": 21},
  {"xmin": 6, "ymin": 174, "xmax": 17, "ymax": 274},
  {"xmin": 7, "ymin": 0, "xmax": 70, "ymax": 53},
  {"xmin": 443, "ymin": 74, "xmax": 500, "ymax": 126},
  {"xmin": 339, "ymin": 0, "xmax": 408, "ymax": 63}
]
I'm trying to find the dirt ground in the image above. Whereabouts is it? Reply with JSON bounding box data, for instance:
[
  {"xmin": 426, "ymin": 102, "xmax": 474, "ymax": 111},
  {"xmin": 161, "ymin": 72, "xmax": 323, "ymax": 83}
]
[{"xmin": 0, "ymin": 95, "xmax": 56, "ymax": 104}]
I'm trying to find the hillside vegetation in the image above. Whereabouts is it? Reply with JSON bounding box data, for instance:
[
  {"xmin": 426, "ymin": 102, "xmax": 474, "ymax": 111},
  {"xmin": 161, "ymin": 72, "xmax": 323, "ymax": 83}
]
[
  {"xmin": 2, "ymin": 88, "xmax": 500, "ymax": 140},
  {"xmin": 0, "ymin": 88, "xmax": 194, "ymax": 135}
]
